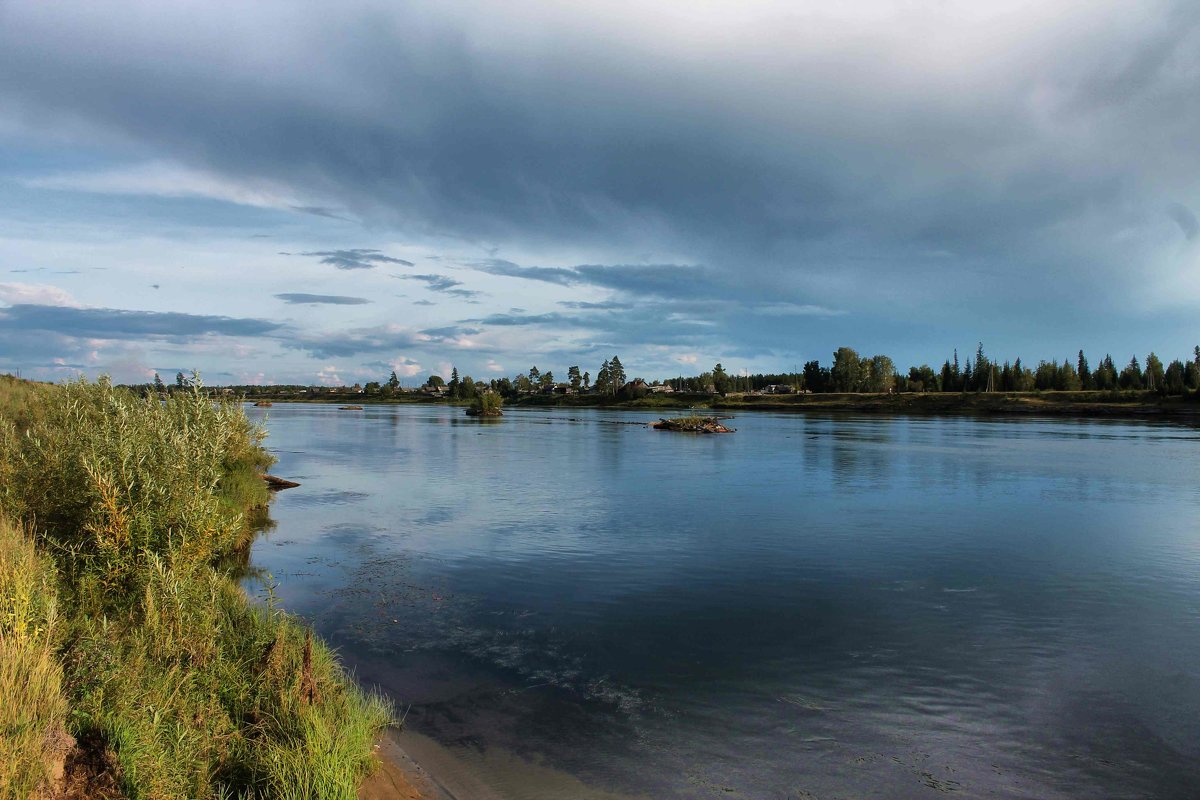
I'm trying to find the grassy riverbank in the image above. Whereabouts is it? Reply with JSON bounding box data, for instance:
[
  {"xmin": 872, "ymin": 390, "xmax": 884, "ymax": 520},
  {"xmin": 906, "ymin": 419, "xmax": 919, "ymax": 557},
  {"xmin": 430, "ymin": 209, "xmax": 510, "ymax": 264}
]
[{"xmin": 0, "ymin": 376, "xmax": 391, "ymax": 800}]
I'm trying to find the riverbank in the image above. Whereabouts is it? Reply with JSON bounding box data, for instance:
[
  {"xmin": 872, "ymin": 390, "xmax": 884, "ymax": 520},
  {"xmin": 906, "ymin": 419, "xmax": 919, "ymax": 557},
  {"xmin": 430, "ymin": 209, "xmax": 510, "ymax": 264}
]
[
  {"xmin": 237, "ymin": 387, "xmax": 1200, "ymax": 419},
  {"xmin": 0, "ymin": 375, "xmax": 390, "ymax": 799}
]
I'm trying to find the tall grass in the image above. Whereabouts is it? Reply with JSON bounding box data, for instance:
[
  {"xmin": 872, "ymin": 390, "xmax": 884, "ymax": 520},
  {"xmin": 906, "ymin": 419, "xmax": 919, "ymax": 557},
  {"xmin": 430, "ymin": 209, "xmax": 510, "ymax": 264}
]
[
  {"xmin": 0, "ymin": 516, "xmax": 70, "ymax": 800},
  {"xmin": 0, "ymin": 378, "xmax": 391, "ymax": 799}
]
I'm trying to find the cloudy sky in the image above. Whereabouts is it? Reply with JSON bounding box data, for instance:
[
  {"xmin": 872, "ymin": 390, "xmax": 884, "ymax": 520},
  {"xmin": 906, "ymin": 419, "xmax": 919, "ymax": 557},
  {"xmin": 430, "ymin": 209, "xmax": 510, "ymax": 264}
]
[{"xmin": 1, "ymin": 1, "xmax": 1198, "ymax": 385}]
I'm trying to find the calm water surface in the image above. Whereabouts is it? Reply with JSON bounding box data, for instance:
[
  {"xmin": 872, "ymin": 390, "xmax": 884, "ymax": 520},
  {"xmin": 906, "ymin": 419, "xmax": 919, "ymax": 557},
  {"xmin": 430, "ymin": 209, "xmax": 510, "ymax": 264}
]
[{"xmin": 245, "ymin": 404, "xmax": 1200, "ymax": 799}]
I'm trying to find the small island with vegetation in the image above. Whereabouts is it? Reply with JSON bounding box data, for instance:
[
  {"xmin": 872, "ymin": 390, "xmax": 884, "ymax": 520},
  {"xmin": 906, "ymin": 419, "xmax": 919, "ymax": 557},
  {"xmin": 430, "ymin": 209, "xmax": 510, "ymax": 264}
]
[
  {"xmin": 653, "ymin": 415, "xmax": 735, "ymax": 433},
  {"xmin": 465, "ymin": 391, "xmax": 503, "ymax": 417}
]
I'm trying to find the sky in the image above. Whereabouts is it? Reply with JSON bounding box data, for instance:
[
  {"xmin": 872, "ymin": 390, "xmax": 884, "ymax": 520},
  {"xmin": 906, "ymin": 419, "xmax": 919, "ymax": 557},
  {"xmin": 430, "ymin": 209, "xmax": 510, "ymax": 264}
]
[{"xmin": 1, "ymin": 0, "xmax": 1198, "ymax": 386}]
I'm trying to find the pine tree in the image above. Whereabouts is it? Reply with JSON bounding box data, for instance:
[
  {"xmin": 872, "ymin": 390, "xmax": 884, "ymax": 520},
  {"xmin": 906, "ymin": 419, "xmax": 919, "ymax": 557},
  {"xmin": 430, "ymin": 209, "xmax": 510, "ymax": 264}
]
[
  {"xmin": 153, "ymin": 372, "xmax": 166, "ymax": 394},
  {"xmin": 1076, "ymin": 350, "xmax": 1090, "ymax": 389},
  {"xmin": 609, "ymin": 356, "xmax": 626, "ymax": 393}
]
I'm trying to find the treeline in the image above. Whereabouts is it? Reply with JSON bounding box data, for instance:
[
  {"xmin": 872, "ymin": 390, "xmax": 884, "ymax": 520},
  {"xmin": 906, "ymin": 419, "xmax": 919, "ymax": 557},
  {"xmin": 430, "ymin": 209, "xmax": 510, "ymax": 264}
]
[
  {"xmin": 423, "ymin": 357, "xmax": 631, "ymax": 399},
  {"xmin": 662, "ymin": 344, "xmax": 1200, "ymax": 395}
]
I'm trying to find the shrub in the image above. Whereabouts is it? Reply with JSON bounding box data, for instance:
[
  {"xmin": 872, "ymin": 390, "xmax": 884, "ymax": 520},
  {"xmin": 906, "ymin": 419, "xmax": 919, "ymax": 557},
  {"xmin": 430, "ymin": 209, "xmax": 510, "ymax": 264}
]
[
  {"xmin": 0, "ymin": 378, "xmax": 391, "ymax": 799},
  {"xmin": 0, "ymin": 516, "xmax": 71, "ymax": 800},
  {"xmin": 1, "ymin": 378, "xmax": 273, "ymax": 606}
]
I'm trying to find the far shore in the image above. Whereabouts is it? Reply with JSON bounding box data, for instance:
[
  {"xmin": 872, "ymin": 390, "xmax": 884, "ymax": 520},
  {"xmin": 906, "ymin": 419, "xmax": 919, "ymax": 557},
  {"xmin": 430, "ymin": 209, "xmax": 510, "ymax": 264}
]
[{"xmin": 238, "ymin": 389, "xmax": 1200, "ymax": 420}]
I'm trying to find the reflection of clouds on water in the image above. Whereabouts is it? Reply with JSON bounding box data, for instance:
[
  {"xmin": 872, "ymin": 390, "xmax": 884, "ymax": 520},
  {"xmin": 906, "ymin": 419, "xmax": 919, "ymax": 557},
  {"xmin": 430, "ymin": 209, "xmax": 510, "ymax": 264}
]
[
  {"xmin": 248, "ymin": 405, "xmax": 1200, "ymax": 800},
  {"xmin": 285, "ymin": 489, "xmax": 370, "ymax": 507},
  {"xmin": 327, "ymin": 550, "xmax": 650, "ymax": 719}
]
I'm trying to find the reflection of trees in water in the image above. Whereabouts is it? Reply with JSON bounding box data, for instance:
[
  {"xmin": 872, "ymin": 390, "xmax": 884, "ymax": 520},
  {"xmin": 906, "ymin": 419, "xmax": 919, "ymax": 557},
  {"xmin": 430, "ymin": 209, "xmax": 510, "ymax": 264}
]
[{"xmin": 220, "ymin": 503, "xmax": 278, "ymax": 578}]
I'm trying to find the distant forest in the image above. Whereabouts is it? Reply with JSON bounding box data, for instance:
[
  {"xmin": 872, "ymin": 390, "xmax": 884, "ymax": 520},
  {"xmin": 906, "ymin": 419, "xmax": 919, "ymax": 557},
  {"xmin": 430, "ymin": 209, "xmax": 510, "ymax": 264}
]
[
  {"xmin": 147, "ymin": 344, "xmax": 1200, "ymax": 399},
  {"xmin": 664, "ymin": 344, "xmax": 1200, "ymax": 395},
  {"xmin": 469, "ymin": 344, "xmax": 1200, "ymax": 398}
]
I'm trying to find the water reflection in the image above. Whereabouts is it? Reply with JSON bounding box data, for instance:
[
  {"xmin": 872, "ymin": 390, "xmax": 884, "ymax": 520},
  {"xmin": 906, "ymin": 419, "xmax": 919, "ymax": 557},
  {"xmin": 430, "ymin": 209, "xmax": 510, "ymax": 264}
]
[{"xmin": 246, "ymin": 405, "xmax": 1200, "ymax": 799}]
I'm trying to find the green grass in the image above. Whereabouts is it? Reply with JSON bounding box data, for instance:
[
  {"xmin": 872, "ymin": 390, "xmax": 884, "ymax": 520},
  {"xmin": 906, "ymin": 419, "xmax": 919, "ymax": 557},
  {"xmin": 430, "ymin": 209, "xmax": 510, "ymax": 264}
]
[
  {"xmin": 0, "ymin": 377, "xmax": 392, "ymax": 799},
  {"xmin": 0, "ymin": 516, "xmax": 70, "ymax": 800}
]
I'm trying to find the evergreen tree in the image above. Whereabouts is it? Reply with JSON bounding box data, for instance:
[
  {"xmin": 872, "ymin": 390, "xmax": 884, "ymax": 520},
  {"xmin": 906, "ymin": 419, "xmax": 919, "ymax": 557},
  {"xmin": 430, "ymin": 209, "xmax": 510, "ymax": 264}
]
[
  {"xmin": 1145, "ymin": 353, "xmax": 1164, "ymax": 392},
  {"xmin": 803, "ymin": 360, "xmax": 826, "ymax": 392},
  {"xmin": 609, "ymin": 356, "xmax": 626, "ymax": 393},
  {"xmin": 449, "ymin": 367, "xmax": 461, "ymax": 398},
  {"xmin": 939, "ymin": 360, "xmax": 954, "ymax": 393},
  {"xmin": 568, "ymin": 365, "xmax": 582, "ymax": 391},
  {"xmin": 1076, "ymin": 350, "xmax": 1090, "ymax": 389},
  {"xmin": 1165, "ymin": 360, "xmax": 1187, "ymax": 394},
  {"xmin": 583, "ymin": 371, "xmax": 590, "ymax": 390},
  {"xmin": 387, "ymin": 370, "xmax": 400, "ymax": 391},
  {"xmin": 153, "ymin": 372, "xmax": 166, "ymax": 394},
  {"xmin": 596, "ymin": 360, "xmax": 611, "ymax": 394},
  {"xmin": 1119, "ymin": 356, "xmax": 1143, "ymax": 389},
  {"xmin": 712, "ymin": 363, "xmax": 731, "ymax": 394}
]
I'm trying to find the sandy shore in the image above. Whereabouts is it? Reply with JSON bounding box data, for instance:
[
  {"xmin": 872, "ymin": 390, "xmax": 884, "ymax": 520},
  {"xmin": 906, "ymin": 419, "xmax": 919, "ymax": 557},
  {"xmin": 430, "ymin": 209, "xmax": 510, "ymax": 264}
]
[
  {"xmin": 359, "ymin": 727, "xmax": 648, "ymax": 800},
  {"xmin": 359, "ymin": 731, "xmax": 442, "ymax": 800}
]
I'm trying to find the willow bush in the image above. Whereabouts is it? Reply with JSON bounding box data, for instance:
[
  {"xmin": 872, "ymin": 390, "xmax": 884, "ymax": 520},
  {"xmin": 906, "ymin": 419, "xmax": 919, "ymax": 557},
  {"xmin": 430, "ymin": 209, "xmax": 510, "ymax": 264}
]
[
  {"xmin": 1, "ymin": 377, "xmax": 273, "ymax": 606},
  {"xmin": 0, "ymin": 377, "xmax": 391, "ymax": 799},
  {"xmin": 0, "ymin": 516, "xmax": 70, "ymax": 799}
]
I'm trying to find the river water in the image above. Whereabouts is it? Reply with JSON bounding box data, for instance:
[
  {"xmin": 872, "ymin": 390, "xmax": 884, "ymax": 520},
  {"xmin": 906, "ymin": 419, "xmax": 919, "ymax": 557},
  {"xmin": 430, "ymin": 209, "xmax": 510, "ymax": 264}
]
[{"xmin": 245, "ymin": 404, "xmax": 1200, "ymax": 799}]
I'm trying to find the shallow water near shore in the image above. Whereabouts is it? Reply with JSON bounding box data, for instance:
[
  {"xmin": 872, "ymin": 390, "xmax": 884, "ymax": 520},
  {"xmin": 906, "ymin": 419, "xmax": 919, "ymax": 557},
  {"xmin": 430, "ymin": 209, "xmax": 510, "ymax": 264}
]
[{"xmin": 245, "ymin": 403, "xmax": 1200, "ymax": 799}]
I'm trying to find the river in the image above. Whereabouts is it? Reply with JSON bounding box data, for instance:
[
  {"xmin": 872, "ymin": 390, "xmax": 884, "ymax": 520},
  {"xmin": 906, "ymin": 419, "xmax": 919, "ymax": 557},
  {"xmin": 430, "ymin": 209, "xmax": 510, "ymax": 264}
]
[{"xmin": 245, "ymin": 404, "xmax": 1200, "ymax": 799}]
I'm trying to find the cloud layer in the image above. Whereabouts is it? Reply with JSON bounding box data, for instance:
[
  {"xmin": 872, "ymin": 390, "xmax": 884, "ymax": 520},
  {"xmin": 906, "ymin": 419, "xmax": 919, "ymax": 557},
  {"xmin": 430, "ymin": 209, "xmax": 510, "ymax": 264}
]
[{"xmin": 1, "ymin": 1, "xmax": 1198, "ymax": 381}]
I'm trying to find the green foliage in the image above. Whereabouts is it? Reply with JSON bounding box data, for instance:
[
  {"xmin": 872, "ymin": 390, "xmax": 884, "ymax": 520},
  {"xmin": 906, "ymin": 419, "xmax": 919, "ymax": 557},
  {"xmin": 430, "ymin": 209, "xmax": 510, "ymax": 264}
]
[
  {"xmin": 68, "ymin": 559, "xmax": 391, "ymax": 800},
  {"xmin": 469, "ymin": 392, "xmax": 503, "ymax": 416},
  {"xmin": 0, "ymin": 516, "xmax": 70, "ymax": 800},
  {"xmin": 1, "ymin": 378, "xmax": 274, "ymax": 604},
  {"xmin": 0, "ymin": 377, "xmax": 391, "ymax": 799}
]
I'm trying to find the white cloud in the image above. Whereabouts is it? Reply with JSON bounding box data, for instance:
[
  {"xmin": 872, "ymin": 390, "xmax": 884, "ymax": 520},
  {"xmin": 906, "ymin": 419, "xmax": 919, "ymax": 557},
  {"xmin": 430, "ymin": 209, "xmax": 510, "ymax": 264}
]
[
  {"xmin": 23, "ymin": 161, "xmax": 305, "ymax": 210},
  {"xmin": 389, "ymin": 357, "xmax": 423, "ymax": 378},
  {"xmin": 316, "ymin": 365, "xmax": 342, "ymax": 386},
  {"xmin": 0, "ymin": 282, "xmax": 82, "ymax": 307}
]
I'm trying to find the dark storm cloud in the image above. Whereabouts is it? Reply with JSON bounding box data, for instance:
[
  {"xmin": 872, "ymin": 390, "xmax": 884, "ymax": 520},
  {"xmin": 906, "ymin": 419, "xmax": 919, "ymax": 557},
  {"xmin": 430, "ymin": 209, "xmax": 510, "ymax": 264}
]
[
  {"xmin": 0, "ymin": 304, "xmax": 281, "ymax": 339},
  {"xmin": 299, "ymin": 249, "xmax": 414, "ymax": 270},
  {"xmin": 275, "ymin": 292, "xmax": 371, "ymax": 305}
]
